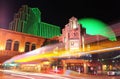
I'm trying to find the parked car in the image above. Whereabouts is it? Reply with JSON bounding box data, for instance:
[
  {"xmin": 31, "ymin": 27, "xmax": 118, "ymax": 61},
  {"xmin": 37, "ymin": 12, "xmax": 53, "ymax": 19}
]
[{"xmin": 107, "ymin": 70, "xmax": 120, "ymax": 76}]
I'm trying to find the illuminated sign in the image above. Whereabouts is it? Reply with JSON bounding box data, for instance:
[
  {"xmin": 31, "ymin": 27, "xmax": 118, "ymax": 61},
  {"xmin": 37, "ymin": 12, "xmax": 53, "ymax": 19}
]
[{"xmin": 69, "ymin": 40, "xmax": 80, "ymax": 50}]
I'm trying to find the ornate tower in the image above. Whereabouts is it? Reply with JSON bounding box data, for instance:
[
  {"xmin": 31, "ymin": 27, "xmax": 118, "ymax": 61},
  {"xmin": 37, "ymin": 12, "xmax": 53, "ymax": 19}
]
[{"xmin": 61, "ymin": 17, "xmax": 83, "ymax": 50}]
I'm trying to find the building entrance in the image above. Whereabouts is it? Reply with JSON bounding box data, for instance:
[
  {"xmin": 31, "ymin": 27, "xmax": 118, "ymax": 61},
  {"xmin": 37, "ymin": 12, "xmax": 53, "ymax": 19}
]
[{"xmin": 66, "ymin": 63, "xmax": 84, "ymax": 73}]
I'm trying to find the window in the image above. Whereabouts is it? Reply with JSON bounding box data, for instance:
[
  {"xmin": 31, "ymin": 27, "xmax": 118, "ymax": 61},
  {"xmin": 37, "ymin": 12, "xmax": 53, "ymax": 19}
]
[
  {"xmin": 25, "ymin": 42, "xmax": 30, "ymax": 52},
  {"xmin": 31, "ymin": 44, "xmax": 36, "ymax": 50},
  {"xmin": 13, "ymin": 41, "xmax": 19, "ymax": 51},
  {"xmin": 5, "ymin": 39, "xmax": 12, "ymax": 50}
]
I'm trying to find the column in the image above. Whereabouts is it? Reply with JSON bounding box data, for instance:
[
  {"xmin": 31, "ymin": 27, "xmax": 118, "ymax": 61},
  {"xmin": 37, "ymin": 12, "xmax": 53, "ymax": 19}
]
[{"xmin": 83, "ymin": 62, "xmax": 88, "ymax": 74}]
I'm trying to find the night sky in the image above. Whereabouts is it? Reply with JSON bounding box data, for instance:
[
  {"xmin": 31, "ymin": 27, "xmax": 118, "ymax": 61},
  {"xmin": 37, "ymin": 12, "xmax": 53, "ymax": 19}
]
[{"xmin": 0, "ymin": 0, "xmax": 120, "ymax": 29}]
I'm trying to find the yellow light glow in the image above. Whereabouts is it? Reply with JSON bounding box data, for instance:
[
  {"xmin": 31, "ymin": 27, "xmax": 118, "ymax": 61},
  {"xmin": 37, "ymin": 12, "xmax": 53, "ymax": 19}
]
[
  {"xmin": 43, "ymin": 61, "xmax": 50, "ymax": 65},
  {"xmin": 13, "ymin": 45, "xmax": 120, "ymax": 63},
  {"xmin": 0, "ymin": 45, "xmax": 5, "ymax": 50},
  {"xmin": 102, "ymin": 65, "xmax": 107, "ymax": 70},
  {"xmin": 14, "ymin": 49, "xmax": 69, "ymax": 63},
  {"xmin": 14, "ymin": 49, "xmax": 84, "ymax": 63},
  {"xmin": 15, "ymin": 51, "xmax": 61, "ymax": 62},
  {"xmin": 19, "ymin": 48, "xmax": 24, "ymax": 52}
]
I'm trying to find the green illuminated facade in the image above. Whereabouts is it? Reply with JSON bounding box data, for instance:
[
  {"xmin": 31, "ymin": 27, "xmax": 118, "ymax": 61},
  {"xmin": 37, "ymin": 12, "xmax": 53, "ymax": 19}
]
[{"xmin": 9, "ymin": 5, "xmax": 60, "ymax": 38}]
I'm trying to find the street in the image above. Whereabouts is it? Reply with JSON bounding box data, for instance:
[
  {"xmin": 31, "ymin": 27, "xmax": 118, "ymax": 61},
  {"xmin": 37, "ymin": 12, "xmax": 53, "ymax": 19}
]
[{"xmin": 0, "ymin": 70, "xmax": 120, "ymax": 79}]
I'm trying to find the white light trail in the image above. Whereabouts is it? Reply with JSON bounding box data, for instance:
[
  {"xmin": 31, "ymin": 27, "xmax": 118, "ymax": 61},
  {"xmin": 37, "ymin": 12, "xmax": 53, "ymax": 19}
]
[{"xmin": 2, "ymin": 70, "xmax": 71, "ymax": 79}]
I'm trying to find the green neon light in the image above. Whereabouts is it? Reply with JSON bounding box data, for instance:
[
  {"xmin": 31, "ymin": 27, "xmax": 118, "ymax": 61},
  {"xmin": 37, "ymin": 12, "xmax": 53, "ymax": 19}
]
[
  {"xmin": 78, "ymin": 18, "xmax": 116, "ymax": 41},
  {"xmin": 11, "ymin": 5, "xmax": 61, "ymax": 38},
  {"xmin": 23, "ymin": 8, "xmax": 61, "ymax": 38}
]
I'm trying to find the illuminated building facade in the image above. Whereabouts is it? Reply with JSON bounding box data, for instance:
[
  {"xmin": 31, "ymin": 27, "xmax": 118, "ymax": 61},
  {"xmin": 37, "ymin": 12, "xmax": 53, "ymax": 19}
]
[
  {"xmin": 60, "ymin": 17, "xmax": 86, "ymax": 50},
  {"xmin": 60, "ymin": 17, "xmax": 82, "ymax": 50},
  {"xmin": 58, "ymin": 17, "xmax": 120, "ymax": 74},
  {"xmin": 9, "ymin": 5, "xmax": 61, "ymax": 38},
  {"xmin": 0, "ymin": 5, "xmax": 61, "ymax": 64},
  {"xmin": 0, "ymin": 28, "xmax": 45, "ymax": 63},
  {"xmin": 2, "ymin": 16, "xmax": 120, "ymax": 74},
  {"xmin": 58, "ymin": 17, "xmax": 102, "ymax": 74},
  {"xmin": 0, "ymin": 3, "xmax": 119, "ymax": 73},
  {"xmin": 60, "ymin": 17, "xmax": 120, "ymax": 51}
]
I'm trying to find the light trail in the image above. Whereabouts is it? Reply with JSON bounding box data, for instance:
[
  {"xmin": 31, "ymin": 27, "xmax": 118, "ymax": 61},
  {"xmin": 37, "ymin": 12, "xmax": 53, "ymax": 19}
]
[
  {"xmin": 86, "ymin": 46, "xmax": 120, "ymax": 54},
  {"xmin": 2, "ymin": 70, "xmax": 71, "ymax": 79},
  {"xmin": 58, "ymin": 46, "xmax": 120, "ymax": 57},
  {"xmin": 11, "ymin": 74, "xmax": 35, "ymax": 79},
  {"xmin": 3, "ymin": 43, "xmax": 64, "ymax": 63},
  {"xmin": 3, "ymin": 43, "xmax": 120, "ymax": 63}
]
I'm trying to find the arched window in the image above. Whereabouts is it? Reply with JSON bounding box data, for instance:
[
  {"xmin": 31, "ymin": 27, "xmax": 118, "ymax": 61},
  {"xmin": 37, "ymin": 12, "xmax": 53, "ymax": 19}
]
[
  {"xmin": 13, "ymin": 41, "xmax": 19, "ymax": 51},
  {"xmin": 5, "ymin": 39, "xmax": 12, "ymax": 50},
  {"xmin": 25, "ymin": 42, "xmax": 30, "ymax": 52},
  {"xmin": 31, "ymin": 44, "xmax": 36, "ymax": 50}
]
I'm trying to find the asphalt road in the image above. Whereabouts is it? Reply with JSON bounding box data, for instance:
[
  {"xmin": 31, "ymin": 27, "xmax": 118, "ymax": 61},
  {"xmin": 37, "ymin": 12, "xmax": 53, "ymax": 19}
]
[{"xmin": 0, "ymin": 70, "xmax": 120, "ymax": 79}]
